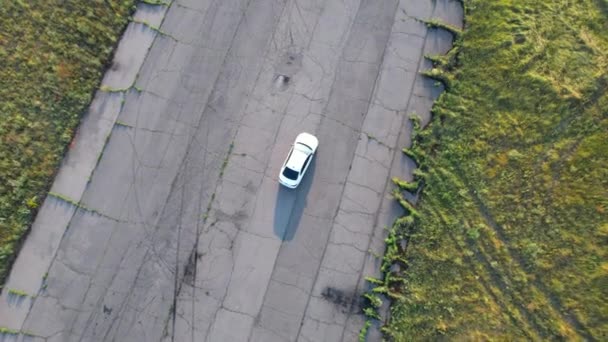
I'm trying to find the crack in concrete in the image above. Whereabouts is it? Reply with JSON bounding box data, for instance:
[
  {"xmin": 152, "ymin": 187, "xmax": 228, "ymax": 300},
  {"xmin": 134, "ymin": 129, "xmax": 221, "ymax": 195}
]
[
  {"xmin": 302, "ymin": 313, "xmax": 345, "ymax": 329},
  {"xmin": 354, "ymin": 149, "xmax": 392, "ymax": 170},
  {"xmin": 345, "ymin": 179, "xmax": 383, "ymax": 196},
  {"xmin": 327, "ymin": 241, "xmax": 369, "ymax": 255},
  {"xmin": 341, "ymin": 190, "xmax": 377, "ymax": 215},
  {"xmin": 333, "ymin": 219, "xmax": 371, "ymax": 239},
  {"xmin": 270, "ymin": 278, "xmax": 311, "ymax": 296}
]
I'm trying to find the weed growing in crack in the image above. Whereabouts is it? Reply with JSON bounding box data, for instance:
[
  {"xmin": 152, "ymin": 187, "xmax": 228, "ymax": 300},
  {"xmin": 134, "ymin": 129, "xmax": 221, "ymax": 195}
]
[
  {"xmin": 21, "ymin": 331, "xmax": 38, "ymax": 338},
  {"xmin": 421, "ymin": 68, "xmax": 453, "ymax": 90},
  {"xmin": 140, "ymin": 0, "xmax": 171, "ymax": 6},
  {"xmin": 48, "ymin": 192, "xmax": 113, "ymax": 220},
  {"xmin": 358, "ymin": 320, "xmax": 371, "ymax": 342},
  {"xmin": 363, "ymin": 292, "xmax": 383, "ymax": 309},
  {"xmin": 115, "ymin": 120, "xmax": 132, "ymax": 128},
  {"xmin": 218, "ymin": 142, "xmax": 234, "ymax": 178},
  {"xmin": 7, "ymin": 288, "xmax": 28, "ymax": 297},
  {"xmin": 421, "ymin": 19, "xmax": 463, "ymax": 39},
  {"xmin": 131, "ymin": 18, "xmax": 160, "ymax": 32},
  {"xmin": 392, "ymin": 177, "xmax": 419, "ymax": 193},
  {"xmin": 0, "ymin": 327, "xmax": 19, "ymax": 335},
  {"xmin": 201, "ymin": 192, "xmax": 216, "ymax": 224},
  {"xmin": 100, "ymin": 85, "xmax": 130, "ymax": 93},
  {"xmin": 131, "ymin": 18, "xmax": 176, "ymax": 40},
  {"xmin": 48, "ymin": 192, "xmax": 79, "ymax": 207}
]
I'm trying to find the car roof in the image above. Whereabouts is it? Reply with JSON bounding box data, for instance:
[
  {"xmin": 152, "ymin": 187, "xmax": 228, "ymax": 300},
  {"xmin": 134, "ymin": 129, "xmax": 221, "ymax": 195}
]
[{"xmin": 286, "ymin": 147, "xmax": 309, "ymax": 171}]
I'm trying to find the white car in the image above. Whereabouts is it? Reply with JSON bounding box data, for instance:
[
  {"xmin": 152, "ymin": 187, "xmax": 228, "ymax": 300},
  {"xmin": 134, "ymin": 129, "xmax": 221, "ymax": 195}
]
[{"xmin": 279, "ymin": 132, "xmax": 319, "ymax": 189}]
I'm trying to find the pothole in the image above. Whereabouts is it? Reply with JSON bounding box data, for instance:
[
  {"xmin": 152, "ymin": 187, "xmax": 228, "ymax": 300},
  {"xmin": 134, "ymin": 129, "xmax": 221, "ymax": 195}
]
[
  {"xmin": 272, "ymin": 51, "xmax": 302, "ymax": 91},
  {"xmin": 274, "ymin": 74, "xmax": 290, "ymax": 91}
]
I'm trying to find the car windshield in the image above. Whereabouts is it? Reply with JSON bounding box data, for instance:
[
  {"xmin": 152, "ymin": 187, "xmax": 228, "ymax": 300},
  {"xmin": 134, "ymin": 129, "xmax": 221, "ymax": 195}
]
[
  {"xmin": 282, "ymin": 167, "xmax": 299, "ymax": 180},
  {"xmin": 296, "ymin": 142, "xmax": 313, "ymax": 152}
]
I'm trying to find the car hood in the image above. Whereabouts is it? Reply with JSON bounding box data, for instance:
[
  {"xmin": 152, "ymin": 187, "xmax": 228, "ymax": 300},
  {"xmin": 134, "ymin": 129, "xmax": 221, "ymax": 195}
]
[{"xmin": 296, "ymin": 132, "xmax": 319, "ymax": 151}]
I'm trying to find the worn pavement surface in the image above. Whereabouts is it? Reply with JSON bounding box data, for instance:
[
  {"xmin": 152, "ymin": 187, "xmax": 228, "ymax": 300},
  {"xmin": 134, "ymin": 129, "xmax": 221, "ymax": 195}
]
[{"xmin": 0, "ymin": 0, "xmax": 462, "ymax": 341}]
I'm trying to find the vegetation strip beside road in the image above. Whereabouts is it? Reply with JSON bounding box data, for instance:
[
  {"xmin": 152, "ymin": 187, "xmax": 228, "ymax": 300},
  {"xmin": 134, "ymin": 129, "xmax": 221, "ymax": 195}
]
[
  {"xmin": 369, "ymin": 0, "xmax": 607, "ymax": 340},
  {"xmin": 0, "ymin": 1, "xmax": 136, "ymax": 288}
]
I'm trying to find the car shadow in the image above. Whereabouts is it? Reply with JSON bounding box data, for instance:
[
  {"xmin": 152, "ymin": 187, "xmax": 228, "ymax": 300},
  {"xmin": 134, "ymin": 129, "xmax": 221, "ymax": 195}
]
[{"xmin": 273, "ymin": 157, "xmax": 316, "ymax": 241}]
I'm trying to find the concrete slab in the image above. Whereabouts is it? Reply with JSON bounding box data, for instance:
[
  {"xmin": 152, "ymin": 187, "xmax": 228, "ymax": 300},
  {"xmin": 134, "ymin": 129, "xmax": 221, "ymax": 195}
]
[
  {"xmin": 434, "ymin": 0, "xmax": 465, "ymax": 29},
  {"xmin": 206, "ymin": 309, "xmax": 255, "ymax": 342},
  {"xmin": 223, "ymin": 232, "xmax": 282, "ymax": 316},
  {"xmin": 101, "ymin": 22, "xmax": 158, "ymax": 89},
  {"xmin": 264, "ymin": 279, "xmax": 311, "ymax": 317},
  {"xmin": 133, "ymin": 2, "xmax": 169, "ymax": 28},
  {"xmin": 50, "ymin": 91, "xmax": 122, "ymax": 200}
]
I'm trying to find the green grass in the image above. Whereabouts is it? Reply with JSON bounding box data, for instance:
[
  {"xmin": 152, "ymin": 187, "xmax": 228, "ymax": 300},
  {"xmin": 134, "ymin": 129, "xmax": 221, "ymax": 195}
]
[
  {"xmin": 383, "ymin": 0, "xmax": 608, "ymax": 340},
  {"xmin": 0, "ymin": 1, "xmax": 136, "ymax": 288}
]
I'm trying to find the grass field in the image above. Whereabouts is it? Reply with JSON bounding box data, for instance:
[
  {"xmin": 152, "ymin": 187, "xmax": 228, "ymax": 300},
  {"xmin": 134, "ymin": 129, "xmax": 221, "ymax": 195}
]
[
  {"xmin": 0, "ymin": 1, "xmax": 135, "ymax": 288},
  {"xmin": 380, "ymin": 0, "xmax": 608, "ymax": 340}
]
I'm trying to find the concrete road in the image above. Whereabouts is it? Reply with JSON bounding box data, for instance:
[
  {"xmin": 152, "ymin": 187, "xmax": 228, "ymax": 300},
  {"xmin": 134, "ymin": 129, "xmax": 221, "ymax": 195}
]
[{"xmin": 0, "ymin": 0, "xmax": 462, "ymax": 341}]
